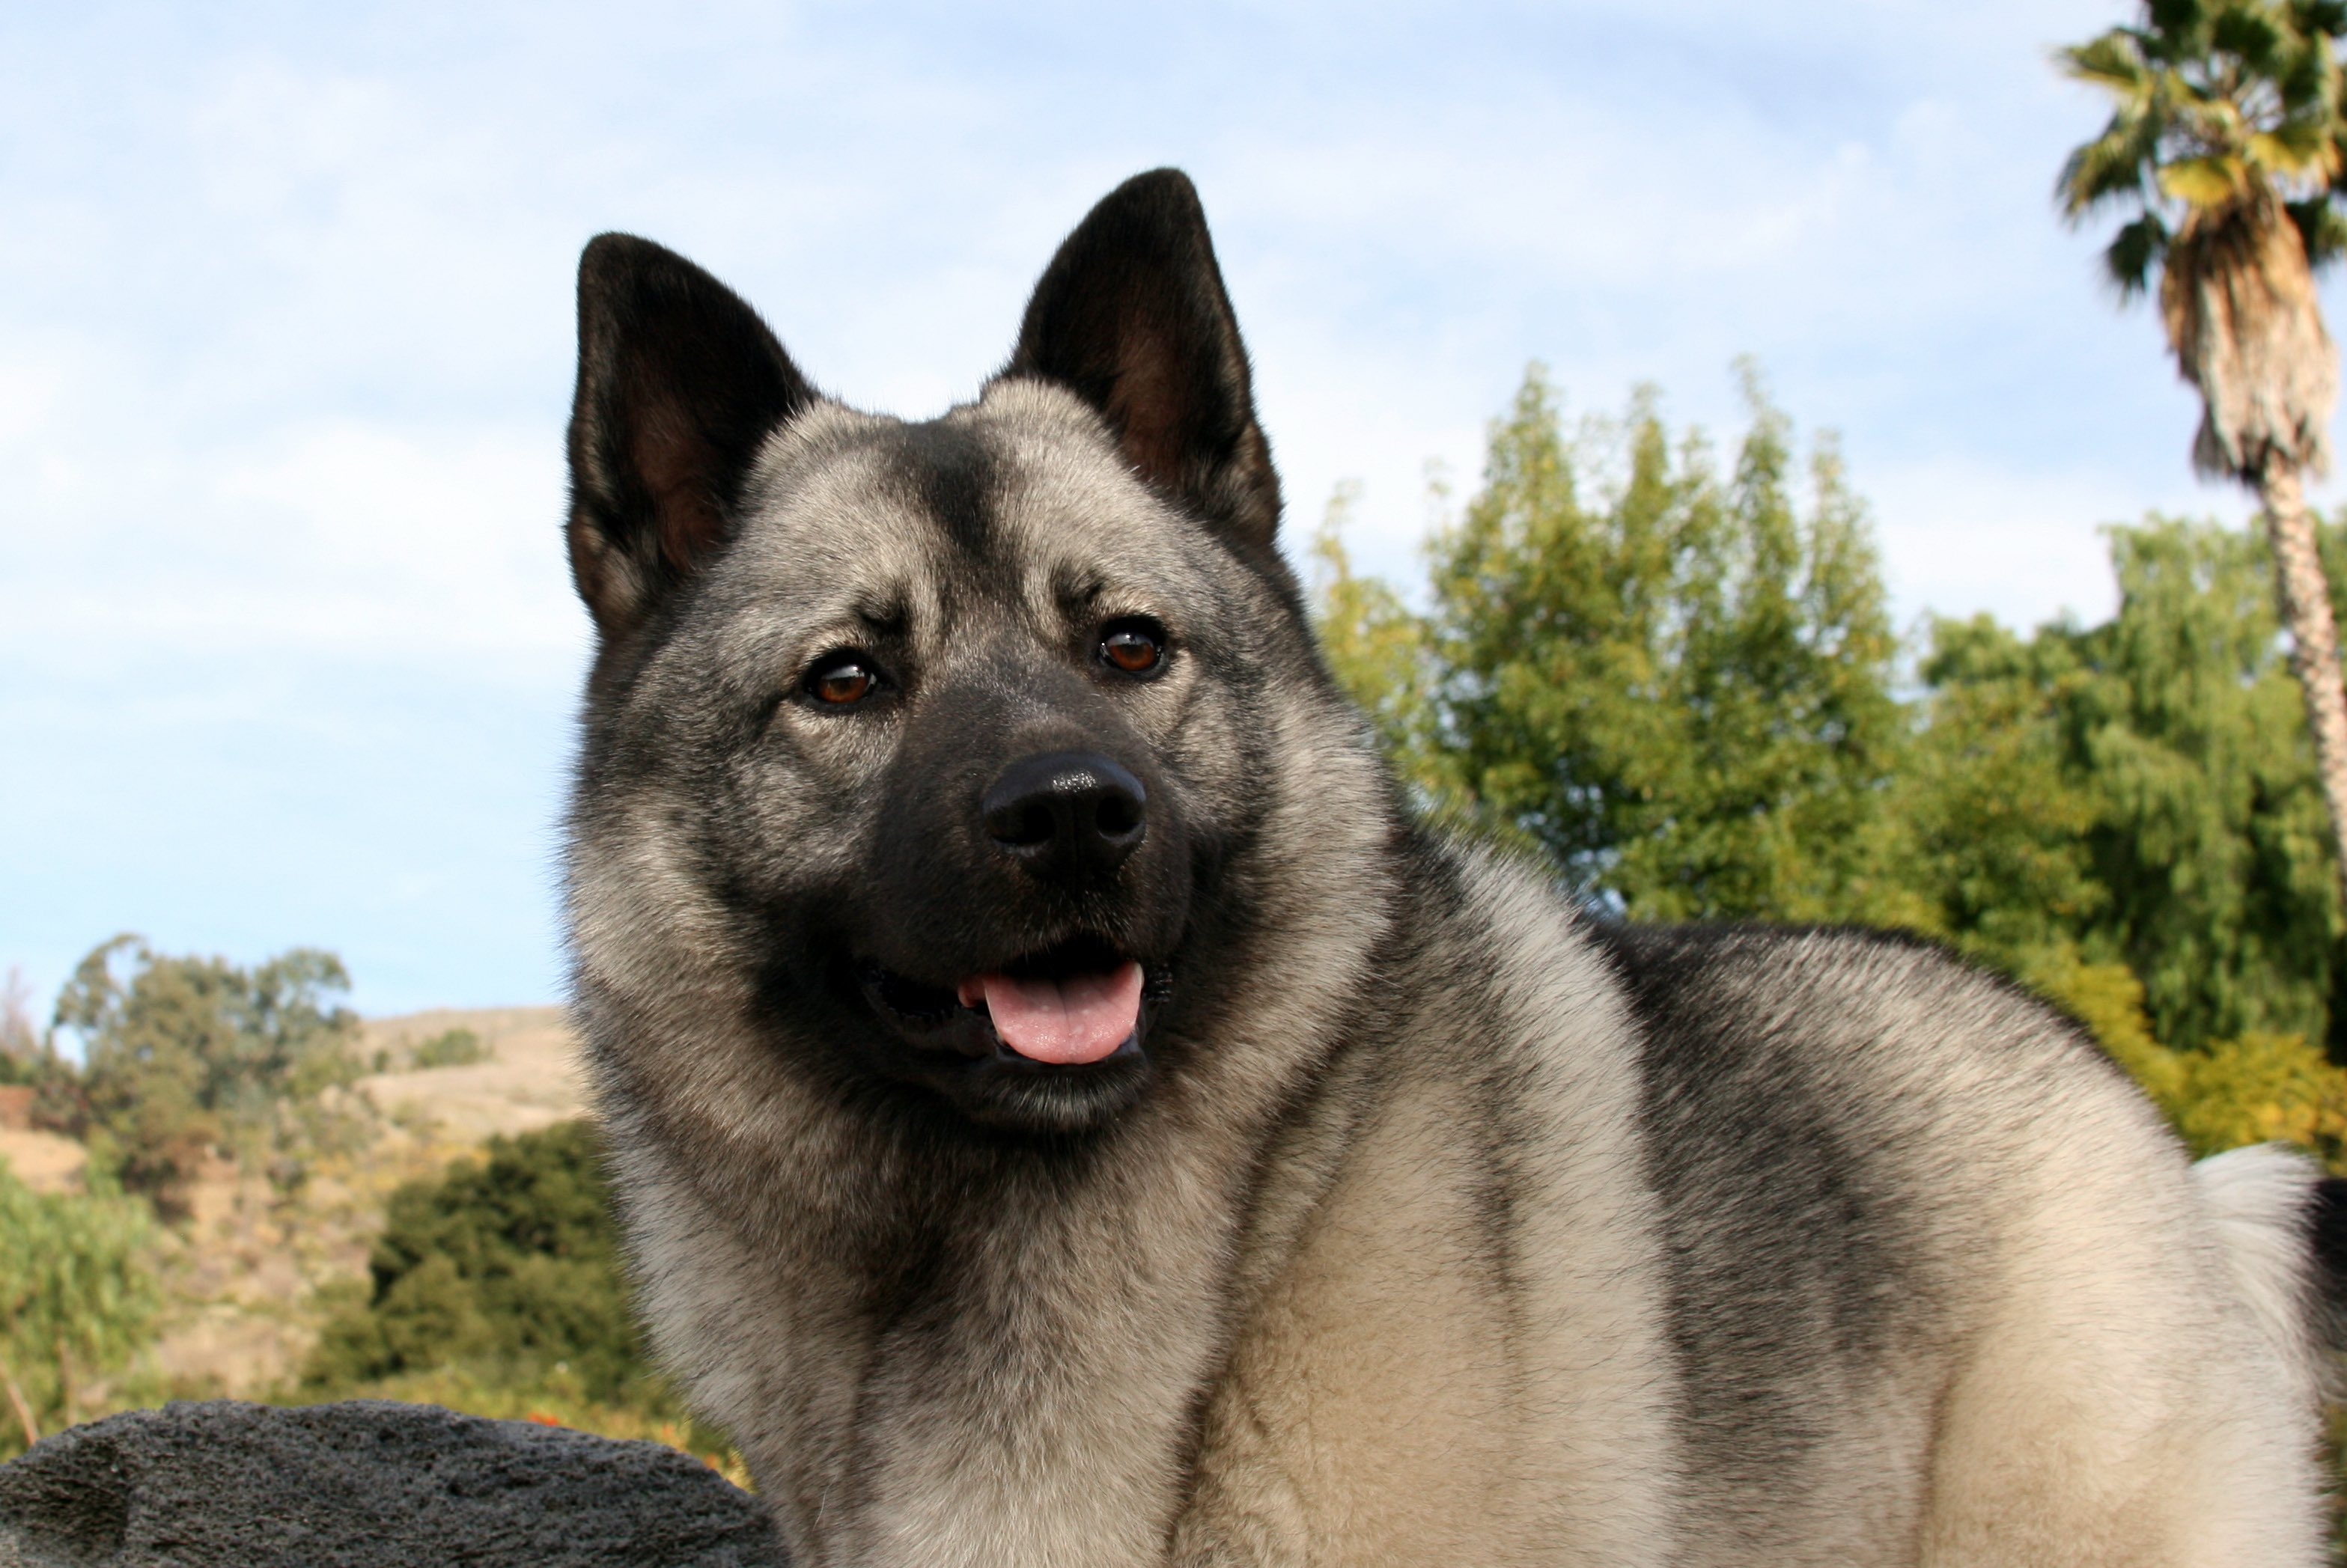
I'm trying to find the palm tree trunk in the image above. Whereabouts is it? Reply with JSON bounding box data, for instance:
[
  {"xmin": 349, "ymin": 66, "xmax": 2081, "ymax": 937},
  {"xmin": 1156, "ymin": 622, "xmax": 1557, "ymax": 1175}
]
[{"xmin": 2258, "ymin": 460, "xmax": 2347, "ymax": 912}]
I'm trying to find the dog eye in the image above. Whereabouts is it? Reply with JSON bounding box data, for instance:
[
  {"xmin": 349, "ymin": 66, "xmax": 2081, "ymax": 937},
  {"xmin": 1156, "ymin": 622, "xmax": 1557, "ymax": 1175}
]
[
  {"xmin": 805, "ymin": 651, "xmax": 882, "ymax": 707},
  {"xmin": 1098, "ymin": 619, "xmax": 1166, "ymax": 677}
]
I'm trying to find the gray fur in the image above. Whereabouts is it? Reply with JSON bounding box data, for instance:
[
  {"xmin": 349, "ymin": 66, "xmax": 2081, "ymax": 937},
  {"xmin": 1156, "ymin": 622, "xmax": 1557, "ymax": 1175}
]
[{"xmin": 561, "ymin": 171, "xmax": 2330, "ymax": 1567}]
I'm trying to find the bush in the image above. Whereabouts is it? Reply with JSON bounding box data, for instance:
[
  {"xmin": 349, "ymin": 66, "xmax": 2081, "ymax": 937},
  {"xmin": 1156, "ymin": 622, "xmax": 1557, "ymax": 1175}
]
[
  {"xmin": 0, "ymin": 1161, "xmax": 160, "ymax": 1457},
  {"xmin": 411, "ymin": 1028, "xmax": 488, "ymax": 1068},
  {"xmin": 304, "ymin": 1121, "xmax": 647, "ymax": 1402}
]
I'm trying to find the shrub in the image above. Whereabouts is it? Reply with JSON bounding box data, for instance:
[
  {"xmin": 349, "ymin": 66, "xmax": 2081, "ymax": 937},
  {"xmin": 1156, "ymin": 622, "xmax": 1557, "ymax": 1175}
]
[
  {"xmin": 304, "ymin": 1121, "xmax": 647, "ymax": 1402},
  {"xmin": 410, "ymin": 1028, "xmax": 488, "ymax": 1069},
  {"xmin": 0, "ymin": 1161, "xmax": 160, "ymax": 1456}
]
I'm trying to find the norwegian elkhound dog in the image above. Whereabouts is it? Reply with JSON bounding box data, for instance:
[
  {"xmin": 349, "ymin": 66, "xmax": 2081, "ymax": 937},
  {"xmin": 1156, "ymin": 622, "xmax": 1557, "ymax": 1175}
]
[{"xmin": 560, "ymin": 170, "xmax": 2333, "ymax": 1566}]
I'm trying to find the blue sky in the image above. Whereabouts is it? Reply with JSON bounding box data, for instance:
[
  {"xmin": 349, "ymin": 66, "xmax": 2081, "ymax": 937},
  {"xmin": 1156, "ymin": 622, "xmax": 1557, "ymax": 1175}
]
[{"xmin": 4, "ymin": 0, "xmax": 2337, "ymax": 1017}]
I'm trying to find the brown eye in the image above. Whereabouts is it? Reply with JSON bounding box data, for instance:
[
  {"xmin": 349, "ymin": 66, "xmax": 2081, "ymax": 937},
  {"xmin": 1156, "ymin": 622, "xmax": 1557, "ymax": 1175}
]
[
  {"xmin": 1099, "ymin": 619, "xmax": 1166, "ymax": 677},
  {"xmin": 806, "ymin": 652, "xmax": 880, "ymax": 707}
]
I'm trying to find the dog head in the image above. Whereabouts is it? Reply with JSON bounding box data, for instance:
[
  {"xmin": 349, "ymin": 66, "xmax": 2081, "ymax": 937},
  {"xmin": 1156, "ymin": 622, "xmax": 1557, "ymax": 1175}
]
[{"xmin": 563, "ymin": 171, "xmax": 1385, "ymax": 1135}]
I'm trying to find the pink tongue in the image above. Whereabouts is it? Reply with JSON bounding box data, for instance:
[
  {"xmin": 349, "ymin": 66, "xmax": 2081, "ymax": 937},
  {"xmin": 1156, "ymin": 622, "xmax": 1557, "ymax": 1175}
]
[{"xmin": 962, "ymin": 963, "xmax": 1144, "ymax": 1065}]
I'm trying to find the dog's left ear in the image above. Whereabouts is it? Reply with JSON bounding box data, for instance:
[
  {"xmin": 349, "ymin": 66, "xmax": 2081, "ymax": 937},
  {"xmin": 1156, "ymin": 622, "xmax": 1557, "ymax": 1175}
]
[{"xmin": 1005, "ymin": 169, "xmax": 1282, "ymax": 558}]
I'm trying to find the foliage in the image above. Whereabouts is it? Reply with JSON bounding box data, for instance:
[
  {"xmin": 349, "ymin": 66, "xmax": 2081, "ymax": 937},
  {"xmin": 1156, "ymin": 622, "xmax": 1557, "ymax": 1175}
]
[
  {"xmin": 411, "ymin": 1028, "xmax": 488, "ymax": 1069},
  {"xmin": 0, "ymin": 1160, "xmax": 161, "ymax": 1457},
  {"xmin": 303, "ymin": 1121, "xmax": 649, "ymax": 1405},
  {"xmin": 295, "ymin": 1120, "xmax": 742, "ymax": 1479},
  {"xmin": 1315, "ymin": 365, "xmax": 2347, "ymax": 1171},
  {"xmin": 2173, "ymin": 1029, "xmax": 2347, "ymax": 1158},
  {"xmin": 2074, "ymin": 519, "xmax": 2338, "ymax": 1043},
  {"xmin": 1309, "ymin": 485, "xmax": 1457, "ymax": 820},
  {"xmin": 1906, "ymin": 519, "xmax": 2340, "ymax": 1049},
  {"xmin": 2024, "ymin": 948, "xmax": 2347, "ymax": 1168},
  {"xmin": 48, "ymin": 936, "xmax": 365, "ymax": 1215},
  {"xmin": 1335, "ymin": 365, "xmax": 1914, "ymax": 925},
  {"xmin": 0, "ymin": 969, "xmax": 40, "ymax": 1085},
  {"xmin": 1891, "ymin": 617, "xmax": 2108, "ymax": 974}
]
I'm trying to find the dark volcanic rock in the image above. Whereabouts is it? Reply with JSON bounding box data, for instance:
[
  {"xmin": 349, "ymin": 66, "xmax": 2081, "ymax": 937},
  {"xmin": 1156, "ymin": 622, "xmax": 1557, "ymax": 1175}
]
[{"xmin": 0, "ymin": 1400, "xmax": 787, "ymax": 1567}]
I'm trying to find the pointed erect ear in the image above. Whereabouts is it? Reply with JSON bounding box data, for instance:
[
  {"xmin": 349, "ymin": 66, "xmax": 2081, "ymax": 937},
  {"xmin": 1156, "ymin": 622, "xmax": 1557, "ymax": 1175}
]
[
  {"xmin": 1005, "ymin": 169, "xmax": 1282, "ymax": 558},
  {"xmin": 566, "ymin": 234, "xmax": 817, "ymax": 638}
]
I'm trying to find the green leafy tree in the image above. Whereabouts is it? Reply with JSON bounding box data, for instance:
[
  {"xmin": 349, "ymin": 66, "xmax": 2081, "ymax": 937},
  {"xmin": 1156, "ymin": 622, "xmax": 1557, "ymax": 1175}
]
[
  {"xmin": 2073, "ymin": 519, "xmax": 2340, "ymax": 1046},
  {"xmin": 1893, "ymin": 616, "xmax": 2108, "ymax": 974},
  {"xmin": 305, "ymin": 1121, "xmax": 648, "ymax": 1403},
  {"xmin": 0, "ymin": 1162, "xmax": 159, "ymax": 1456},
  {"xmin": 1309, "ymin": 484, "xmax": 1457, "ymax": 820},
  {"xmin": 50, "ymin": 936, "xmax": 363, "ymax": 1215},
  {"xmin": 1914, "ymin": 519, "xmax": 2340, "ymax": 1049},
  {"xmin": 1353, "ymin": 365, "xmax": 1914, "ymax": 924},
  {"xmin": 2058, "ymin": 0, "xmax": 2347, "ymax": 909}
]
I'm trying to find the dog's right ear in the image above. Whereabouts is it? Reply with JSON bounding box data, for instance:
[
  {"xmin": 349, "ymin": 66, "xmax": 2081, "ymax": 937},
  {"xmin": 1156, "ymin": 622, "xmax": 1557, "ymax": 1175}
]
[{"xmin": 566, "ymin": 234, "xmax": 816, "ymax": 638}]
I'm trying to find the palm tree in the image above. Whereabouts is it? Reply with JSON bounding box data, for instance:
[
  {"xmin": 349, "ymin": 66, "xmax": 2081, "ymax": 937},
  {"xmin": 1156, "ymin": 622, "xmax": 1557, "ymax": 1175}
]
[{"xmin": 2059, "ymin": 0, "xmax": 2347, "ymax": 906}]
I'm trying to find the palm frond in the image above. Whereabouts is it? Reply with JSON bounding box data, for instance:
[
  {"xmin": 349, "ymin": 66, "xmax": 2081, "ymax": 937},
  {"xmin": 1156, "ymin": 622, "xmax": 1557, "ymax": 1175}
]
[
  {"xmin": 2061, "ymin": 30, "xmax": 2155, "ymax": 93},
  {"xmin": 2060, "ymin": 129, "xmax": 2158, "ymax": 217},
  {"xmin": 2107, "ymin": 213, "xmax": 2175, "ymax": 295},
  {"xmin": 2057, "ymin": 48, "xmax": 2171, "ymax": 220},
  {"xmin": 2253, "ymin": 114, "xmax": 2346, "ymax": 185},
  {"xmin": 2161, "ymin": 153, "xmax": 2253, "ymax": 206},
  {"xmin": 2286, "ymin": 192, "xmax": 2347, "ymax": 266},
  {"xmin": 2148, "ymin": 0, "xmax": 2213, "ymax": 54},
  {"xmin": 2277, "ymin": 37, "xmax": 2330, "ymax": 105},
  {"xmin": 2296, "ymin": 0, "xmax": 2347, "ymax": 40},
  {"xmin": 2211, "ymin": 5, "xmax": 2286, "ymax": 71},
  {"xmin": 2206, "ymin": 4, "xmax": 2281, "ymax": 70},
  {"xmin": 2170, "ymin": 84, "xmax": 2247, "ymax": 150}
]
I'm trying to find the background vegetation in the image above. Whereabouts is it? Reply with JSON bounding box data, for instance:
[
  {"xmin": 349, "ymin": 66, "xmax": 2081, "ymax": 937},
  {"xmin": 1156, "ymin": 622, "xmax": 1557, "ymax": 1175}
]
[
  {"xmin": 1318, "ymin": 364, "xmax": 2347, "ymax": 1165},
  {"xmin": 0, "ymin": 1161, "xmax": 158, "ymax": 1447},
  {"xmin": 305, "ymin": 1121, "xmax": 641, "ymax": 1401},
  {"xmin": 299, "ymin": 1121, "xmax": 738, "ymax": 1479},
  {"xmin": 13, "ymin": 938, "xmax": 368, "ymax": 1217}
]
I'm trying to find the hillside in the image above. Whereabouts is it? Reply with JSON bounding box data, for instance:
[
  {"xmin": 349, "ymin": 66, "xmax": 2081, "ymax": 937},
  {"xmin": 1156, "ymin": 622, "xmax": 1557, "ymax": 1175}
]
[
  {"xmin": 354, "ymin": 1007, "xmax": 587, "ymax": 1141},
  {"xmin": 147, "ymin": 1005, "xmax": 588, "ymax": 1400},
  {"xmin": 0, "ymin": 1126, "xmax": 87, "ymax": 1195}
]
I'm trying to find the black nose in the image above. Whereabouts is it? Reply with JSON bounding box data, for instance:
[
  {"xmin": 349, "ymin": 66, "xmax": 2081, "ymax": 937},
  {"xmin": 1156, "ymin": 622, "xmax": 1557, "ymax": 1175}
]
[{"xmin": 982, "ymin": 751, "xmax": 1147, "ymax": 879}]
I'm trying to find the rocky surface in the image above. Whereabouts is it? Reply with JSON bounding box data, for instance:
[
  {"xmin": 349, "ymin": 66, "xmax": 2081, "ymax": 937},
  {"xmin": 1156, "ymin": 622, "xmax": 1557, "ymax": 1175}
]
[{"xmin": 0, "ymin": 1400, "xmax": 785, "ymax": 1567}]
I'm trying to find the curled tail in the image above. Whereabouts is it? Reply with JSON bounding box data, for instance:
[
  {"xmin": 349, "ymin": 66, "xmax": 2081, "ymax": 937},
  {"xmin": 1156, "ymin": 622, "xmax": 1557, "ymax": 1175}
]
[{"xmin": 2191, "ymin": 1144, "xmax": 2333, "ymax": 1401}]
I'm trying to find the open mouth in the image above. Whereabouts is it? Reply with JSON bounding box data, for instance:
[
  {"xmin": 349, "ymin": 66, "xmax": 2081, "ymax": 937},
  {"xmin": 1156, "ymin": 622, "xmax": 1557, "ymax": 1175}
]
[{"xmin": 857, "ymin": 936, "xmax": 1167, "ymax": 1070}]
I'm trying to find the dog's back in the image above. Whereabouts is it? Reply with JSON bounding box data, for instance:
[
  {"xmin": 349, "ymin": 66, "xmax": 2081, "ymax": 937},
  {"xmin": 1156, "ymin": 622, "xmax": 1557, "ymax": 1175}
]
[{"xmin": 1596, "ymin": 919, "xmax": 2326, "ymax": 1564}]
